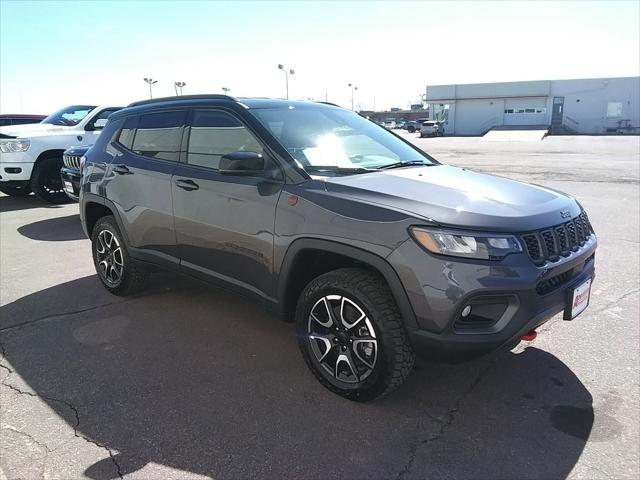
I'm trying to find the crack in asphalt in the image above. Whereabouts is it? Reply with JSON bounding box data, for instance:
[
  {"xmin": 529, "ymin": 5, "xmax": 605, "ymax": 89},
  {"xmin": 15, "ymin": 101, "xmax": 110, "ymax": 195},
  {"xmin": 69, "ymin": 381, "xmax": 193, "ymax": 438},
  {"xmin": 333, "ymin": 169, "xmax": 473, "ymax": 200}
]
[
  {"xmin": 0, "ymin": 342, "xmax": 123, "ymax": 479},
  {"xmin": 0, "ymin": 300, "xmax": 128, "ymax": 333},
  {"xmin": 395, "ymin": 359, "xmax": 498, "ymax": 480},
  {"xmin": 592, "ymin": 288, "xmax": 640, "ymax": 315},
  {"xmin": 0, "ymin": 285, "xmax": 177, "ymax": 333}
]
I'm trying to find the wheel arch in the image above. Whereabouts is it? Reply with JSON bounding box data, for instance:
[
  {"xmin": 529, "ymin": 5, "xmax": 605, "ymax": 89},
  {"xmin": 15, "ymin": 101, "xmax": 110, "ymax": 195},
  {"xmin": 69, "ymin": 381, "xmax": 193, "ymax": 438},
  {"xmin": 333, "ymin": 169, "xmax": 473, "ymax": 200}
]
[
  {"xmin": 82, "ymin": 194, "xmax": 131, "ymax": 246},
  {"xmin": 277, "ymin": 238, "xmax": 418, "ymax": 329},
  {"xmin": 34, "ymin": 149, "xmax": 66, "ymax": 166}
]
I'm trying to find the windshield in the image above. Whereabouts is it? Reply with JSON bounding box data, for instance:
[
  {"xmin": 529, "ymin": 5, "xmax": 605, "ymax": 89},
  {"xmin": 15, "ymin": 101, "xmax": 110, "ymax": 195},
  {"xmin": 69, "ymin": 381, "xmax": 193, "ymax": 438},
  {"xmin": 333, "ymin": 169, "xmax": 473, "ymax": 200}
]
[
  {"xmin": 252, "ymin": 107, "xmax": 435, "ymax": 171},
  {"xmin": 41, "ymin": 105, "xmax": 97, "ymax": 126}
]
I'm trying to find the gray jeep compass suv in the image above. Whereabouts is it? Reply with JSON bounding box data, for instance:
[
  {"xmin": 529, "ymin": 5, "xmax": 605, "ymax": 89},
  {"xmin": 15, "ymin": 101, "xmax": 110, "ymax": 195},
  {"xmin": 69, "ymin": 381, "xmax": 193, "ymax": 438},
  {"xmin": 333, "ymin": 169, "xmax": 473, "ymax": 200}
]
[{"xmin": 80, "ymin": 95, "xmax": 597, "ymax": 401}]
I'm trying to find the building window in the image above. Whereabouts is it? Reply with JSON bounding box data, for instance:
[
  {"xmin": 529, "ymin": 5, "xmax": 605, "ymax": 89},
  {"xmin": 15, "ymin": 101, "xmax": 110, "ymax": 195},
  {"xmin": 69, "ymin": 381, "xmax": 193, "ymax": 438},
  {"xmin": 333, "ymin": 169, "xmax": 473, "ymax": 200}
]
[
  {"xmin": 606, "ymin": 102, "xmax": 623, "ymax": 118},
  {"xmin": 504, "ymin": 108, "xmax": 546, "ymax": 115}
]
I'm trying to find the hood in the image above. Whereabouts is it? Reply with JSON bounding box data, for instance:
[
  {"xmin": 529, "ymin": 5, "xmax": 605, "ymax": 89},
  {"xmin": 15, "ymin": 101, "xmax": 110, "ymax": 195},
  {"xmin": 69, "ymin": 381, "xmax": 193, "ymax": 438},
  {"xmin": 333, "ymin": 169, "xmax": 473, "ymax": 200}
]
[
  {"xmin": 0, "ymin": 123, "xmax": 70, "ymax": 137},
  {"xmin": 323, "ymin": 165, "xmax": 580, "ymax": 232}
]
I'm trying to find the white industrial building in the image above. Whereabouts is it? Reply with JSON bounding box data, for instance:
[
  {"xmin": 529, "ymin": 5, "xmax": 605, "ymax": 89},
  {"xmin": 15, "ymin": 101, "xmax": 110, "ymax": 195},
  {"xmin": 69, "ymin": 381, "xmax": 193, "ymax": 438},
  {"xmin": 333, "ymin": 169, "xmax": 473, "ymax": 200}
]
[{"xmin": 425, "ymin": 76, "xmax": 640, "ymax": 136}]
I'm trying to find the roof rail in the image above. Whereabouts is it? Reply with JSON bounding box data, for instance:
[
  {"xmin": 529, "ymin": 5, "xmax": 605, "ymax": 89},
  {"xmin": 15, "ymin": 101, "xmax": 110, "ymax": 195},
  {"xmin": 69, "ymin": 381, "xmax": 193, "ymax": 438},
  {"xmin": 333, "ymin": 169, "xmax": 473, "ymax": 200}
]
[
  {"xmin": 127, "ymin": 94, "xmax": 236, "ymax": 107},
  {"xmin": 315, "ymin": 101, "xmax": 343, "ymax": 108}
]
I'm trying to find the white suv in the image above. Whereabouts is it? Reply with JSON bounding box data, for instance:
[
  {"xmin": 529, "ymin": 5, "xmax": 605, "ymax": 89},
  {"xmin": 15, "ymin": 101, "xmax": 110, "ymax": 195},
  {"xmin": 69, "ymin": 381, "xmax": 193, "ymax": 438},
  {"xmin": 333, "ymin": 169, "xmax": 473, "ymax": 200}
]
[{"xmin": 0, "ymin": 105, "xmax": 121, "ymax": 203}]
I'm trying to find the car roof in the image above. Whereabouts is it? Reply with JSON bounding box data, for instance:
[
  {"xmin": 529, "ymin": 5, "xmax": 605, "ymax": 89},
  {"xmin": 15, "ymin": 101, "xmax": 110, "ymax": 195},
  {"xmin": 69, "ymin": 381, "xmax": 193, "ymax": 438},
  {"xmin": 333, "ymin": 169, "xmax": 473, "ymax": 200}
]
[{"xmin": 121, "ymin": 95, "xmax": 342, "ymax": 114}]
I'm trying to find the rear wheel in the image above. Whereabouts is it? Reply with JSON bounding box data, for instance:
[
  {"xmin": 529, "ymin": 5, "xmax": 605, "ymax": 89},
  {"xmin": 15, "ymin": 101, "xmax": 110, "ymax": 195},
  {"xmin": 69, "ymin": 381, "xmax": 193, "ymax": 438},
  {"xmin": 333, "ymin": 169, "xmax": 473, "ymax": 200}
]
[
  {"xmin": 30, "ymin": 156, "xmax": 69, "ymax": 204},
  {"xmin": 296, "ymin": 268, "xmax": 415, "ymax": 401},
  {"xmin": 91, "ymin": 215, "xmax": 148, "ymax": 296},
  {"xmin": 0, "ymin": 184, "xmax": 31, "ymax": 196}
]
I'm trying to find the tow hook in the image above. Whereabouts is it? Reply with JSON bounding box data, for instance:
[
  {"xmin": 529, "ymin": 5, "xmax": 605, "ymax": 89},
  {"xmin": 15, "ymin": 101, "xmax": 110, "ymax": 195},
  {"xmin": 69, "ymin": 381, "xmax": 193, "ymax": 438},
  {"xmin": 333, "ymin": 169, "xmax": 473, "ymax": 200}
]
[{"xmin": 521, "ymin": 330, "xmax": 537, "ymax": 341}]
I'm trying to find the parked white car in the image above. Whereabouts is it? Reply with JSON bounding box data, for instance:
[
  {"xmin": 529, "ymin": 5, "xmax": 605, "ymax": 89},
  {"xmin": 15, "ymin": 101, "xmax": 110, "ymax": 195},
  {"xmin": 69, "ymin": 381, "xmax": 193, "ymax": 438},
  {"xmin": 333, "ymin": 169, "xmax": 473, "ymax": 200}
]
[
  {"xmin": 0, "ymin": 105, "xmax": 121, "ymax": 203},
  {"xmin": 419, "ymin": 120, "xmax": 444, "ymax": 138}
]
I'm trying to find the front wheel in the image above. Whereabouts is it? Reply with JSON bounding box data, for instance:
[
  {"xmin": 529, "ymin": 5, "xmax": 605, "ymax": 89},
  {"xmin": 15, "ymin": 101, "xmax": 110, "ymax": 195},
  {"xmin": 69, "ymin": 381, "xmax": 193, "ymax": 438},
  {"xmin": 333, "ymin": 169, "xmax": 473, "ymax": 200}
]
[
  {"xmin": 0, "ymin": 184, "xmax": 31, "ymax": 196},
  {"xmin": 296, "ymin": 268, "xmax": 415, "ymax": 401},
  {"xmin": 91, "ymin": 215, "xmax": 148, "ymax": 296},
  {"xmin": 30, "ymin": 156, "xmax": 69, "ymax": 204}
]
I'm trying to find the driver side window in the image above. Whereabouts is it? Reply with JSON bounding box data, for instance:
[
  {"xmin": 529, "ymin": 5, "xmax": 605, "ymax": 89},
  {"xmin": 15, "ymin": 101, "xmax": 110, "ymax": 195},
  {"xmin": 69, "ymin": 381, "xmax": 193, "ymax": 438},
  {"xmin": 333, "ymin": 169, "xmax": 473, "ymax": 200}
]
[{"xmin": 187, "ymin": 110, "xmax": 263, "ymax": 170}]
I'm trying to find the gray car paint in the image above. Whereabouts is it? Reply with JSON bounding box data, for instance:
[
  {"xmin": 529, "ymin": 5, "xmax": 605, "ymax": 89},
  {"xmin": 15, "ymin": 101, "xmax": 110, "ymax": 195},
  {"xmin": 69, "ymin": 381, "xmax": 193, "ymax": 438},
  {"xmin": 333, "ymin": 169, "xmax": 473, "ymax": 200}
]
[{"xmin": 80, "ymin": 97, "xmax": 597, "ymax": 360}]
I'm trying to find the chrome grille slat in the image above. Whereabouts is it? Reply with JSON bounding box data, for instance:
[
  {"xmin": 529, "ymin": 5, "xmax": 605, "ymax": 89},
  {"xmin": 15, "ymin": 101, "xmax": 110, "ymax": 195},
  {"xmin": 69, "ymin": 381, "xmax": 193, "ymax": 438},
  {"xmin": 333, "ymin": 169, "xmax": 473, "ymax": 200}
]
[{"xmin": 63, "ymin": 154, "xmax": 81, "ymax": 170}]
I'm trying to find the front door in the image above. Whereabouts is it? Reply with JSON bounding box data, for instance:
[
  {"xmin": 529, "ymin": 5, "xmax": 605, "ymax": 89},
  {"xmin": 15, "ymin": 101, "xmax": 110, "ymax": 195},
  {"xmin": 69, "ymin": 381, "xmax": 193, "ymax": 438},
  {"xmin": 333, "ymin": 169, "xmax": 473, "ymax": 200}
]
[
  {"xmin": 551, "ymin": 96, "xmax": 564, "ymax": 126},
  {"xmin": 171, "ymin": 109, "xmax": 283, "ymax": 299}
]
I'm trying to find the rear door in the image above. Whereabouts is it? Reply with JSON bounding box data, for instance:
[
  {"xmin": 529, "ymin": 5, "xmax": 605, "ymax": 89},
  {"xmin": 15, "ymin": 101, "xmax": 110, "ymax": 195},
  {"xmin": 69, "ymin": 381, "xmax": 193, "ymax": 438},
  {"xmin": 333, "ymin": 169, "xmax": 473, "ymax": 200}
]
[
  {"xmin": 171, "ymin": 109, "xmax": 283, "ymax": 299},
  {"xmin": 105, "ymin": 110, "xmax": 187, "ymax": 269}
]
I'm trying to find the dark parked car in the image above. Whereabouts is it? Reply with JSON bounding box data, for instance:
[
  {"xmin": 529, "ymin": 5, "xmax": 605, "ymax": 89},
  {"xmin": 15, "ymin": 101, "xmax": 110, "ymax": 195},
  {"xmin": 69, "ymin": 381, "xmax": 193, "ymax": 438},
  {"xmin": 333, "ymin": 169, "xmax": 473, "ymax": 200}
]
[
  {"xmin": 0, "ymin": 114, "xmax": 46, "ymax": 126},
  {"xmin": 406, "ymin": 118, "xmax": 428, "ymax": 133},
  {"xmin": 60, "ymin": 145, "xmax": 90, "ymax": 201},
  {"xmin": 80, "ymin": 95, "xmax": 597, "ymax": 401}
]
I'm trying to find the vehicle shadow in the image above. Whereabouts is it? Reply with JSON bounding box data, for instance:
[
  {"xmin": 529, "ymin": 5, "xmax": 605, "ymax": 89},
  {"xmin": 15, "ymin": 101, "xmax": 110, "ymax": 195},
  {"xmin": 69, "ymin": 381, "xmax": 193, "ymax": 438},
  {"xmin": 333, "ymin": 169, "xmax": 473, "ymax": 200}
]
[
  {"xmin": 17, "ymin": 213, "xmax": 85, "ymax": 241},
  {"xmin": 0, "ymin": 194, "xmax": 63, "ymax": 213},
  {"xmin": 0, "ymin": 275, "xmax": 594, "ymax": 480}
]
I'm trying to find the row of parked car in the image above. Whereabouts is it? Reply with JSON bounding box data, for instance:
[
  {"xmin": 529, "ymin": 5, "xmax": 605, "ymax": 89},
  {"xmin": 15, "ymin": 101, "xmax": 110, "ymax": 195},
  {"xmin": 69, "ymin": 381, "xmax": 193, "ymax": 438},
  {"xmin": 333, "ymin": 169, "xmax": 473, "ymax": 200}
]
[
  {"xmin": 0, "ymin": 105, "xmax": 120, "ymax": 203},
  {"xmin": 378, "ymin": 118, "xmax": 445, "ymax": 137}
]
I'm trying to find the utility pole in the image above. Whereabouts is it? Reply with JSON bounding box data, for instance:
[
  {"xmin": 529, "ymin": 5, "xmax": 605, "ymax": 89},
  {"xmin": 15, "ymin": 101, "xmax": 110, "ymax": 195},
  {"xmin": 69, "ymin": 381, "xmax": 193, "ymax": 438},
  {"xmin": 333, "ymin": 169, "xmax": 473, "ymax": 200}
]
[
  {"xmin": 144, "ymin": 77, "xmax": 157, "ymax": 99},
  {"xmin": 278, "ymin": 64, "xmax": 295, "ymax": 99}
]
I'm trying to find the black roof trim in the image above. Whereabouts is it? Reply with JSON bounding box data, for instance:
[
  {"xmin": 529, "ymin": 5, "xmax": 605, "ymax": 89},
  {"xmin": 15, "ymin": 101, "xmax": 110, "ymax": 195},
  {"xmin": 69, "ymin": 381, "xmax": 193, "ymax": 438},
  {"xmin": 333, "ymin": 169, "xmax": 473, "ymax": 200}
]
[{"xmin": 128, "ymin": 94, "xmax": 237, "ymax": 107}]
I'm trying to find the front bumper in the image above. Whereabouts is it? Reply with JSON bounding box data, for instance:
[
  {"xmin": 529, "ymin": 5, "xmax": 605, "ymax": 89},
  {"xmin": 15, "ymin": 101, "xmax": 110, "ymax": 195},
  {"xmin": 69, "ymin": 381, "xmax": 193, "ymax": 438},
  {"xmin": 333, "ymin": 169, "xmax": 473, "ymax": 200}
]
[
  {"xmin": 388, "ymin": 234, "xmax": 597, "ymax": 361},
  {"xmin": 60, "ymin": 167, "xmax": 81, "ymax": 201},
  {"xmin": 0, "ymin": 154, "xmax": 34, "ymax": 182}
]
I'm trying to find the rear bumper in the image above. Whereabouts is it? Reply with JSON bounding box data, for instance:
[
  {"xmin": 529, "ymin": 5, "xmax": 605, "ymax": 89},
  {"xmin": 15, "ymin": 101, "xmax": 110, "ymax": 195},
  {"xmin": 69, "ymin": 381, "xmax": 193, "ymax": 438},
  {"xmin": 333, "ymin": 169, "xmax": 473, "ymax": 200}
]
[
  {"xmin": 60, "ymin": 167, "xmax": 80, "ymax": 201},
  {"xmin": 389, "ymin": 234, "xmax": 597, "ymax": 361}
]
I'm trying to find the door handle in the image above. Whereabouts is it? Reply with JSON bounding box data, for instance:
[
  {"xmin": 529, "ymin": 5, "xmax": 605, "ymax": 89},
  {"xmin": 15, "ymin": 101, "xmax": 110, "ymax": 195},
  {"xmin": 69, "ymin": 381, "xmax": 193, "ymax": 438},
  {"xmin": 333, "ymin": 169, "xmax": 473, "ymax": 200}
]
[
  {"xmin": 175, "ymin": 179, "xmax": 199, "ymax": 191},
  {"xmin": 113, "ymin": 164, "xmax": 133, "ymax": 175}
]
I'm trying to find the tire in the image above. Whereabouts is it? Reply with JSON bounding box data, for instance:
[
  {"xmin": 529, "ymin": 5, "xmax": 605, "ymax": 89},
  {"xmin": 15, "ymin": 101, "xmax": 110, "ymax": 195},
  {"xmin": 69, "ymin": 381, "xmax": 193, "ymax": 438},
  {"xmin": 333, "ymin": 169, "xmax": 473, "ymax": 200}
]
[
  {"xmin": 30, "ymin": 156, "xmax": 69, "ymax": 204},
  {"xmin": 0, "ymin": 184, "xmax": 31, "ymax": 196},
  {"xmin": 296, "ymin": 267, "xmax": 415, "ymax": 401},
  {"xmin": 91, "ymin": 215, "xmax": 148, "ymax": 296}
]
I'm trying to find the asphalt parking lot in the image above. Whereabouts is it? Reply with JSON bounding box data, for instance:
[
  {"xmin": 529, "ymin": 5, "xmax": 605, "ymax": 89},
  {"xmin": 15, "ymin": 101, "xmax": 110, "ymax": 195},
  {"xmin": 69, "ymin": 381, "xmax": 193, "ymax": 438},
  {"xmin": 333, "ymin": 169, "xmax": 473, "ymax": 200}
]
[{"xmin": 1, "ymin": 134, "xmax": 639, "ymax": 480}]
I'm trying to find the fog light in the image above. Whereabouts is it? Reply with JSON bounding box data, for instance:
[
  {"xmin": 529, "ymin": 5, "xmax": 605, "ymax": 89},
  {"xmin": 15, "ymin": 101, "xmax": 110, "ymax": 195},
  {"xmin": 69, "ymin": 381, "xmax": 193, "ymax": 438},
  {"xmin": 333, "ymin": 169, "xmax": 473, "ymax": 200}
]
[{"xmin": 461, "ymin": 305, "xmax": 472, "ymax": 317}]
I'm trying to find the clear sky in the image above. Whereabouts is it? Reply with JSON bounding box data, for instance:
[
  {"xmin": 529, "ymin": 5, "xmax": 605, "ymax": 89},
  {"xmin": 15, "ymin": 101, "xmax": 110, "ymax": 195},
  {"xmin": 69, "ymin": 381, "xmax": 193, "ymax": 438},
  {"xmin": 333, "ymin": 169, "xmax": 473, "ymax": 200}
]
[{"xmin": 1, "ymin": 0, "xmax": 639, "ymax": 114}]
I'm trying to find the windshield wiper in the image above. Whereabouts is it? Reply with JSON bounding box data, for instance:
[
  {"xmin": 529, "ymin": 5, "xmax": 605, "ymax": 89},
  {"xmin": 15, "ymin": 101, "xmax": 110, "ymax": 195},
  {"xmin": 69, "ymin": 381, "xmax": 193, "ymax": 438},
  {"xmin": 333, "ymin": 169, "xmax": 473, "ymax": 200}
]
[
  {"xmin": 305, "ymin": 165, "xmax": 376, "ymax": 174},
  {"xmin": 379, "ymin": 160, "xmax": 432, "ymax": 170}
]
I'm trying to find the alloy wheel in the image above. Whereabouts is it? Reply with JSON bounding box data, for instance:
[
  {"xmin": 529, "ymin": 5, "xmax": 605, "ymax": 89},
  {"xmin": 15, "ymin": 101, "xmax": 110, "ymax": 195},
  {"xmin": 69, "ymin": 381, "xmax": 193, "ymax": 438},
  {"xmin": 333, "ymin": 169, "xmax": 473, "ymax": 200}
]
[
  {"xmin": 96, "ymin": 230, "xmax": 124, "ymax": 286},
  {"xmin": 307, "ymin": 295, "xmax": 378, "ymax": 384}
]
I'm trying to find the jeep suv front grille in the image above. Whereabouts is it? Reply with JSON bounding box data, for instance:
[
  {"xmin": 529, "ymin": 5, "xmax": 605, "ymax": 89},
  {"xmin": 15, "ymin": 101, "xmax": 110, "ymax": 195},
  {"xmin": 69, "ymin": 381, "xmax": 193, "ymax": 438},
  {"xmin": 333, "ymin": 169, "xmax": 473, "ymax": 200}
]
[
  {"xmin": 63, "ymin": 154, "xmax": 82, "ymax": 170},
  {"xmin": 521, "ymin": 212, "xmax": 593, "ymax": 265}
]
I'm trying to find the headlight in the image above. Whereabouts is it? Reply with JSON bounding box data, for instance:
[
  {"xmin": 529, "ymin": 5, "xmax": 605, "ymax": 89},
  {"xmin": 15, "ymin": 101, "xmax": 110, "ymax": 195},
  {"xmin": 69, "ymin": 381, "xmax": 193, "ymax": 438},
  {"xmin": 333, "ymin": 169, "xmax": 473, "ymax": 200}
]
[
  {"xmin": 410, "ymin": 227, "xmax": 522, "ymax": 260},
  {"xmin": 0, "ymin": 139, "xmax": 30, "ymax": 153}
]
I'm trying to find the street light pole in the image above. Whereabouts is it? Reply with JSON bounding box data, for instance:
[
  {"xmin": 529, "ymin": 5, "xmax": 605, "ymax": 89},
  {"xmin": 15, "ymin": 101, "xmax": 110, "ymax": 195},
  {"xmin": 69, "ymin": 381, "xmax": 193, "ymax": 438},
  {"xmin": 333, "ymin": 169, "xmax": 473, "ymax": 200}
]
[
  {"xmin": 174, "ymin": 81, "xmax": 186, "ymax": 96},
  {"xmin": 222, "ymin": 87, "xmax": 230, "ymax": 95},
  {"xmin": 278, "ymin": 64, "xmax": 295, "ymax": 99},
  {"xmin": 144, "ymin": 77, "xmax": 158, "ymax": 99},
  {"xmin": 348, "ymin": 83, "xmax": 358, "ymax": 111}
]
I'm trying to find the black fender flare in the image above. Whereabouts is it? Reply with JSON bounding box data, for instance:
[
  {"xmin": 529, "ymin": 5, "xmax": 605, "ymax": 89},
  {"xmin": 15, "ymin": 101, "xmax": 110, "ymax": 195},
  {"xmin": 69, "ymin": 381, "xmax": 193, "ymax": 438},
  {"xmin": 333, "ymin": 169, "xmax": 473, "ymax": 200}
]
[
  {"xmin": 81, "ymin": 193, "xmax": 132, "ymax": 248},
  {"xmin": 276, "ymin": 238, "xmax": 419, "ymax": 330}
]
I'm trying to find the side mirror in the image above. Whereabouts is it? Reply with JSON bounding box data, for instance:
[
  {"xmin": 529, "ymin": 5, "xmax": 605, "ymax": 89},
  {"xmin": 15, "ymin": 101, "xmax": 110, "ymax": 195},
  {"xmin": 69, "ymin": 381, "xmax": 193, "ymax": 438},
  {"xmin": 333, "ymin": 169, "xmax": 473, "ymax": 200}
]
[
  {"xmin": 219, "ymin": 151, "xmax": 265, "ymax": 176},
  {"xmin": 85, "ymin": 118, "xmax": 108, "ymax": 131}
]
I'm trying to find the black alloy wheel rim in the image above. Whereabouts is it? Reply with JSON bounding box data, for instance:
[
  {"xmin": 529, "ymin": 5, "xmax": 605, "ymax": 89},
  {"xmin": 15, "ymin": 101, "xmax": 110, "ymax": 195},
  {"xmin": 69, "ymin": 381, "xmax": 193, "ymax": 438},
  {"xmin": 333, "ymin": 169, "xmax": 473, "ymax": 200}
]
[
  {"xmin": 43, "ymin": 164, "xmax": 64, "ymax": 194},
  {"xmin": 307, "ymin": 295, "xmax": 378, "ymax": 384}
]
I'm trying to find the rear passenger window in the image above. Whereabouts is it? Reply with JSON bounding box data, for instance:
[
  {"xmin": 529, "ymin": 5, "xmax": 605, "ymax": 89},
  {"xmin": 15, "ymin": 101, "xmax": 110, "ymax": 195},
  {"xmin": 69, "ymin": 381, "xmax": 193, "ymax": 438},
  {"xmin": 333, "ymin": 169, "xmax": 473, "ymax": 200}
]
[
  {"xmin": 187, "ymin": 110, "xmax": 263, "ymax": 169},
  {"xmin": 117, "ymin": 116, "xmax": 137, "ymax": 149},
  {"xmin": 132, "ymin": 111, "xmax": 186, "ymax": 162}
]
